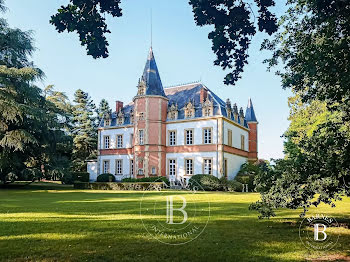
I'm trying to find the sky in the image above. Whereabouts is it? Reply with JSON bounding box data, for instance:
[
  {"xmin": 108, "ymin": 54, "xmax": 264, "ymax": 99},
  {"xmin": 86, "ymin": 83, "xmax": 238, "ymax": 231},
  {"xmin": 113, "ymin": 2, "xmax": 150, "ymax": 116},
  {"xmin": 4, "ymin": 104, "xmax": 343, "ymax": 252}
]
[{"xmin": 3, "ymin": 0, "xmax": 291, "ymax": 160}]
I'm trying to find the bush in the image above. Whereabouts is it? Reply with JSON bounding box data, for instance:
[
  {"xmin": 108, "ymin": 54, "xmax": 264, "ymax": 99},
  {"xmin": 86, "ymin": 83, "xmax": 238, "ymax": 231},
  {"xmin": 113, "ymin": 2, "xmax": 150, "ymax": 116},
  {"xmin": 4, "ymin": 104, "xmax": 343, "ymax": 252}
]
[
  {"xmin": 122, "ymin": 176, "xmax": 169, "ymax": 184},
  {"xmin": 74, "ymin": 182, "xmax": 164, "ymax": 191},
  {"xmin": 188, "ymin": 175, "xmax": 222, "ymax": 191},
  {"xmin": 227, "ymin": 180, "xmax": 243, "ymax": 192},
  {"xmin": 61, "ymin": 173, "xmax": 74, "ymax": 184},
  {"xmin": 72, "ymin": 172, "xmax": 90, "ymax": 182},
  {"xmin": 97, "ymin": 173, "xmax": 116, "ymax": 182}
]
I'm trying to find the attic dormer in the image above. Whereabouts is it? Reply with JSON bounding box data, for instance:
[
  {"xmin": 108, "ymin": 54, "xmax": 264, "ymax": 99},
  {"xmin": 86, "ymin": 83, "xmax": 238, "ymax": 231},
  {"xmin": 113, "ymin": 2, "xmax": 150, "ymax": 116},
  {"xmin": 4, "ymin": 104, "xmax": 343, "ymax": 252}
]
[
  {"xmin": 117, "ymin": 109, "xmax": 124, "ymax": 125},
  {"xmin": 167, "ymin": 103, "xmax": 178, "ymax": 120},
  {"xmin": 184, "ymin": 100, "xmax": 195, "ymax": 119},
  {"xmin": 202, "ymin": 97, "xmax": 213, "ymax": 117}
]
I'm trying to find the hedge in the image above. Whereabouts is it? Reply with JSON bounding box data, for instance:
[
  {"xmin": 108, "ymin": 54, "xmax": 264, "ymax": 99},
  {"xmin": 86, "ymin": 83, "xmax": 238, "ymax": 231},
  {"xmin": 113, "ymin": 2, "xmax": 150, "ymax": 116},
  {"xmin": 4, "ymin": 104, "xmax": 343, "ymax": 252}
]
[
  {"xmin": 122, "ymin": 176, "xmax": 169, "ymax": 184},
  {"xmin": 74, "ymin": 182, "xmax": 164, "ymax": 191},
  {"xmin": 97, "ymin": 173, "xmax": 116, "ymax": 182},
  {"xmin": 61, "ymin": 172, "xmax": 89, "ymax": 184},
  {"xmin": 188, "ymin": 174, "xmax": 222, "ymax": 191}
]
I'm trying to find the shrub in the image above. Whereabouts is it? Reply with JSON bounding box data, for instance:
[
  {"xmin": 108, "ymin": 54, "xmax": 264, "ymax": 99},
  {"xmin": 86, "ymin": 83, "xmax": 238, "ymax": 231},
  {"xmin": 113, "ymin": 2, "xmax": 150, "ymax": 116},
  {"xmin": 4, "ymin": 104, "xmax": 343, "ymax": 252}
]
[
  {"xmin": 227, "ymin": 180, "xmax": 243, "ymax": 192},
  {"xmin": 122, "ymin": 176, "xmax": 169, "ymax": 184},
  {"xmin": 72, "ymin": 172, "xmax": 90, "ymax": 182},
  {"xmin": 61, "ymin": 173, "xmax": 74, "ymax": 184},
  {"xmin": 97, "ymin": 173, "xmax": 116, "ymax": 182},
  {"xmin": 188, "ymin": 175, "xmax": 222, "ymax": 191}
]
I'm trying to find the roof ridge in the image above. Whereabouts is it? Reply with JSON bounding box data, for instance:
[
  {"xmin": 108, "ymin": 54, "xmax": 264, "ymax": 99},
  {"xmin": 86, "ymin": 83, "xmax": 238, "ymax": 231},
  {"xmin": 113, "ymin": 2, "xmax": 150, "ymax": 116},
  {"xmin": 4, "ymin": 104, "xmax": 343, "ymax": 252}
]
[{"xmin": 164, "ymin": 81, "xmax": 201, "ymax": 89}]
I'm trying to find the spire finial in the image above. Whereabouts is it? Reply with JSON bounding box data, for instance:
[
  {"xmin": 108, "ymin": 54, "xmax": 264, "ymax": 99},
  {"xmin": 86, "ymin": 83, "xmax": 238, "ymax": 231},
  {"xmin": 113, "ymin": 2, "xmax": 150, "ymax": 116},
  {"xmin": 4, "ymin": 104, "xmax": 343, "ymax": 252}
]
[{"xmin": 150, "ymin": 8, "xmax": 153, "ymax": 48}]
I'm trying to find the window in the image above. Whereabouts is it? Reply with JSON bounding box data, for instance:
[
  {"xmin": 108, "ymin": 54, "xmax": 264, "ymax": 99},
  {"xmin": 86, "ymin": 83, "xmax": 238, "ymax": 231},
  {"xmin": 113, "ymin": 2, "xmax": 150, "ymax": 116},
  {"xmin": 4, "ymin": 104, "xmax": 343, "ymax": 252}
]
[
  {"xmin": 185, "ymin": 129, "xmax": 193, "ymax": 145},
  {"xmin": 169, "ymin": 159, "xmax": 176, "ymax": 176},
  {"xmin": 130, "ymin": 160, "xmax": 134, "ymax": 176},
  {"xmin": 228, "ymin": 129, "xmax": 232, "ymax": 146},
  {"xmin": 115, "ymin": 160, "xmax": 123, "ymax": 175},
  {"xmin": 224, "ymin": 159, "xmax": 228, "ymax": 178},
  {"xmin": 130, "ymin": 134, "xmax": 134, "ymax": 146},
  {"xmin": 169, "ymin": 131, "xmax": 176, "ymax": 146},
  {"xmin": 104, "ymin": 136, "xmax": 110, "ymax": 149},
  {"xmin": 203, "ymin": 128, "xmax": 212, "ymax": 144},
  {"xmin": 241, "ymin": 135, "xmax": 245, "ymax": 150},
  {"xmin": 139, "ymin": 130, "xmax": 144, "ymax": 145},
  {"xmin": 105, "ymin": 119, "xmax": 110, "ymax": 126},
  {"xmin": 138, "ymin": 169, "xmax": 144, "ymax": 175},
  {"xmin": 117, "ymin": 117, "xmax": 124, "ymax": 125},
  {"xmin": 138, "ymin": 112, "xmax": 145, "ymax": 120},
  {"xmin": 103, "ymin": 160, "xmax": 110, "ymax": 173},
  {"xmin": 117, "ymin": 135, "xmax": 123, "ymax": 148},
  {"xmin": 151, "ymin": 167, "xmax": 156, "ymax": 175},
  {"xmin": 204, "ymin": 108, "xmax": 211, "ymax": 117},
  {"xmin": 185, "ymin": 159, "xmax": 193, "ymax": 175},
  {"xmin": 203, "ymin": 159, "xmax": 212, "ymax": 175}
]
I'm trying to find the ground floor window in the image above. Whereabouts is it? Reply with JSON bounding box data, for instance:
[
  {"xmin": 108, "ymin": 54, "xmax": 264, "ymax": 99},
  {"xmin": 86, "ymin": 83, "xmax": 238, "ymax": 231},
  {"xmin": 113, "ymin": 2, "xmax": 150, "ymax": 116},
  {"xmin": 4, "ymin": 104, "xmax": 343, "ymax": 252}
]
[
  {"xmin": 103, "ymin": 160, "xmax": 110, "ymax": 173},
  {"xmin": 115, "ymin": 159, "xmax": 123, "ymax": 175},
  {"xmin": 168, "ymin": 159, "xmax": 176, "ymax": 176},
  {"xmin": 185, "ymin": 159, "xmax": 193, "ymax": 175},
  {"xmin": 130, "ymin": 160, "xmax": 134, "ymax": 176},
  {"xmin": 203, "ymin": 159, "xmax": 212, "ymax": 175}
]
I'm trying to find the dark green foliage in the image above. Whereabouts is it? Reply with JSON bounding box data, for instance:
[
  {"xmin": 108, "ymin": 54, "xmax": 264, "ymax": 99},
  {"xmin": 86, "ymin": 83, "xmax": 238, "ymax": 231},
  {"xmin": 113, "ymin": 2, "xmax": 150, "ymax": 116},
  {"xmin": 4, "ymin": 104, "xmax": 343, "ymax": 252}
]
[
  {"xmin": 96, "ymin": 99, "xmax": 111, "ymax": 125},
  {"xmin": 251, "ymin": 0, "xmax": 350, "ymax": 218},
  {"xmin": 72, "ymin": 172, "xmax": 90, "ymax": 182},
  {"xmin": 72, "ymin": 89, "xmax": 97, "ymax": 171},
  {"xmin": 74, "ymin": 181, "xmax": 164, "ymax": 190},
  {"xmin": 97, "ymin": 173, "xmax": 116, "ymax": 182},
  {"xmin": 189, "ymin": 0, "xmax": 277, "ymax": 85},
  {"xmin": 227, "ymin": 180, "xmax": 243, "ymax": 192},
  {"xmin": 122, "ymin": 176, "xmax": 169, "ymax": 184},
  {"xmin": 50, "ymin": 0, "xmax": 122, "ymax": 59},
  {"xmin": 61, "ymin": 173, "xmax": 74, "ymax": 185},
  {"xmin": 188, "ymin": 174, "xmax": 222, "ymax": 191},
  {"xmin": 235, "ymin": 160, "xmax": 269, "ymax": 191}
]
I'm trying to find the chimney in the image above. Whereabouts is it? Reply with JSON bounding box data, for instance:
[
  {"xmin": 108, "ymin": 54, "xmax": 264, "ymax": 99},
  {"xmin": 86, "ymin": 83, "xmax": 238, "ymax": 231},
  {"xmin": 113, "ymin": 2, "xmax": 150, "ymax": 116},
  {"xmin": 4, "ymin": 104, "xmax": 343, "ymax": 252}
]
[
  {"xmin": 116, "ymin": 100, "xmax": 123, "ymax": 112},
  {"xmin": 200, "ymin": 88, "xmax": 208, "ymax": 103}
]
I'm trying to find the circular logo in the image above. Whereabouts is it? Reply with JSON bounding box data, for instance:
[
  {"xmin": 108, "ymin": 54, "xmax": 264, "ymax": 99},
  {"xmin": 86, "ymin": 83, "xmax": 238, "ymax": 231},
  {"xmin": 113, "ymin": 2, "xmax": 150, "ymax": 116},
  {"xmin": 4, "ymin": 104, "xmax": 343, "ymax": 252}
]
[
  {"xmin": 299, "ymin": 214, "xmax": 340, "ymax": 251},
  {"xmin": 140, "ymin": 178, "xmax": 210, "ymax": 245}
]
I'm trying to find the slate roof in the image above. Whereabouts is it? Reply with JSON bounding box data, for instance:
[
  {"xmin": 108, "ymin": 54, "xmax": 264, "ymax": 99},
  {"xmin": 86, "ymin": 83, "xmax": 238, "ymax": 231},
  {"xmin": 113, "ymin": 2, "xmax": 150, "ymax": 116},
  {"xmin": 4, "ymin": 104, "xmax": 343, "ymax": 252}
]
[
  {"xmin": 141, "ymin": 47, "xmax": 166, "ymax": 97},
  {"xmin": 100, "ymin": 48, "xmax": 253, "ymax": 128},
  {"xmin": 245, "ymin": 98, "xmax": 257, "ymax": 122}
]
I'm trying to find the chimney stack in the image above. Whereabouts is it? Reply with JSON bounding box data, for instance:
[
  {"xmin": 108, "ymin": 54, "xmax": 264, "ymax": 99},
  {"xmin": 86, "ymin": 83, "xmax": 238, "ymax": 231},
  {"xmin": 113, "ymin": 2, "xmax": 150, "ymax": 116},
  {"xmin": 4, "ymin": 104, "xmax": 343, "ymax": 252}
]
[
  {"xmin": 200, "ymin": 88, "xmax": 208, "ymax": 103},
  {"xmin": 116, "ymin": 100, "xmax": 123, "ymax": 112}
]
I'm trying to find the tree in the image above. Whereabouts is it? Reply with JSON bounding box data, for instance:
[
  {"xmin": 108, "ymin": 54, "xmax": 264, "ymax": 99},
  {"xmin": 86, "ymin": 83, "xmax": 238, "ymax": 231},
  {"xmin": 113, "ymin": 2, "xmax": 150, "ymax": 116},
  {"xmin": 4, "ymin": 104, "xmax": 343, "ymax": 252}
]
[
  {"xmin": 96, "ymin": 98, "xmax": 111, "ymax": 125},
  {"xmin": 72, "ymin": 89, "xmax": 97, "ymax": 172},
  {"xmin": 50, "ymin": 0, "xmax": 277, "ymax": 86}
]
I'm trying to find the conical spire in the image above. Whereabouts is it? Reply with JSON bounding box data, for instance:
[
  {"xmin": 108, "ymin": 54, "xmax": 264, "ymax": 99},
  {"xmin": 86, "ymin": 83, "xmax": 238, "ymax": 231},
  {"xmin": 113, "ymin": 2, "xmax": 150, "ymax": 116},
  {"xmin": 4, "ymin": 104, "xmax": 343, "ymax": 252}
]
[
  {"xmin": 140, "ymin": 47, "xmax": 166, "ymax": 97},
  {"xmin": 245, "ymin": 98, "xmax": 257, "ymax": 122}
]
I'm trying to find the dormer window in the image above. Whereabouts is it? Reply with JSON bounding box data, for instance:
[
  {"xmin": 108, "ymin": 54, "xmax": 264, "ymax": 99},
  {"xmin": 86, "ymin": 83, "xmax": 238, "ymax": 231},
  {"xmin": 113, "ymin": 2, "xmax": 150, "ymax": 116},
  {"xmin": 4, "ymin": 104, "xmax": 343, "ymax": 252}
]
[
  {"xmin": 184, "ymin": 101, "xmax": 195, "ymax": 119},
  {"xmin": 138, "ymin": 112, "xmax": 145, "ymax": 121},
  {"xmin": 202, "ymin": 97, "xmax": 213, "ymax": 117},
  {"xmin": 105, "ymin": 119, "xmax": 111, "ymax": 126},
  {"xmin": 167, "ymin": 103, "xmax": 178, "ymax": 120},
  {"xmin": 117, "ymin": 109, "xmax": 124, "ymax": 125},
  {"xmin": 130, "ymin": 111, "xmax": 134, "ymax": 124},
  {"xmin": 137, "ymin": 79, "xmax": 146, "ymax": 96}
]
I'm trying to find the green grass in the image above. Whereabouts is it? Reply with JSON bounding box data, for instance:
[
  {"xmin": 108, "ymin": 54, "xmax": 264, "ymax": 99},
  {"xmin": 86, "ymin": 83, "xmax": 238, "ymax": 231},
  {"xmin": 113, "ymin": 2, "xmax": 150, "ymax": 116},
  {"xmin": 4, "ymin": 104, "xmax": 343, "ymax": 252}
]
[{"xmin": 0, "ymin": 184, "xmax": 349, "ymax": 261}]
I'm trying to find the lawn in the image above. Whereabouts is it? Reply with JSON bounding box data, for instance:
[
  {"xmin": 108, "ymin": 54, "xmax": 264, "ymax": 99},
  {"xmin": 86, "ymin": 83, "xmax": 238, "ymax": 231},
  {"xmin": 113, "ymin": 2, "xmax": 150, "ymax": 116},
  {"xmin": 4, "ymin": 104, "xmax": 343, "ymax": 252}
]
[{"xmin": 0, "ymin": 184, "xmax": 349, "ymax": 261}]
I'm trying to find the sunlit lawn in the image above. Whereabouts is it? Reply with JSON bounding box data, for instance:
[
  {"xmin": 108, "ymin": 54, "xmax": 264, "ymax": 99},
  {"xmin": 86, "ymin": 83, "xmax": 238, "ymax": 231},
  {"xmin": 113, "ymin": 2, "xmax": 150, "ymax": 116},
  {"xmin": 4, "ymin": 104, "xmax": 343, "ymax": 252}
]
[{"xmin": 0, "ymin": 183, "xmax": 349, "ymax": 261}]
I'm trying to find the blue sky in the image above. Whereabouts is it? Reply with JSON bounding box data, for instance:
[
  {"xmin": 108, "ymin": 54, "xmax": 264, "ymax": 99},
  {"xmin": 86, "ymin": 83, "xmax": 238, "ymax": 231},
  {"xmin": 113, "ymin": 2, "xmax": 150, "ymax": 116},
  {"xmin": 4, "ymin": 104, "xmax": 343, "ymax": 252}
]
[{"xmin": 3, "ymin": 0, "xmax": 290, "ymax": 160}]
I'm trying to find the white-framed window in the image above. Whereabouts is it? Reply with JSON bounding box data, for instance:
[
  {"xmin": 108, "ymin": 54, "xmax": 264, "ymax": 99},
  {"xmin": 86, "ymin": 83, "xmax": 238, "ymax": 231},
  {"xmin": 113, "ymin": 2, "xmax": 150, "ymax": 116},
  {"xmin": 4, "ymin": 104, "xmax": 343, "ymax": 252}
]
[
  {"xmin": 203, "ymin": 159, "xmax": 212, "ymax": 175},
  {"xmin": 169, "ymin": 131, "xmax": 176, "ymax": 146},
  {"xmin": 169, "ymin": 159, "xmax": 176, "ymax": 176},
  {"xmin": 185, "ymin": 129, "xmax": 193, "ymax": 145},
  {"xmin": 203, "ymin": 128, "xmax": 212, "ymax": 144},
  {"xmin": 139, "ymin": 130, "xmax": 144, "ymax": 145},
  {"xmin": 185, "ymin": 159, "xmax": 193, "ymax": 175},
  {"xmin": 130, "ymin": 160, "xmax": 134, "ymax": 176},
  {"xmin": 105, "ymin": 119, "xmax": 110, "ymax": 126},
  {"xmin": 138, "ymin": 169, "xmax": 144, "ymax": 175},
  {"xmin": 204, "ymin": 108, "xmax": 211, "ymax": 117},
  {"xmin": 115, "ymin": 159, "xmax": 123, "ymax": 175},
  {"xmin": 103, "ymin": 160, "xmax": 110, "ymax": 173},
  {"xmin": 104, "ymin": 136, "xmax": 110, "ymax": 149},
  {"xmin": 117, "ymin": 135, "xmax": 123, "ymax": 148},
  {"xmin": 151, "ymin": 167, "xmax": 156, "ymax": 175}
]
